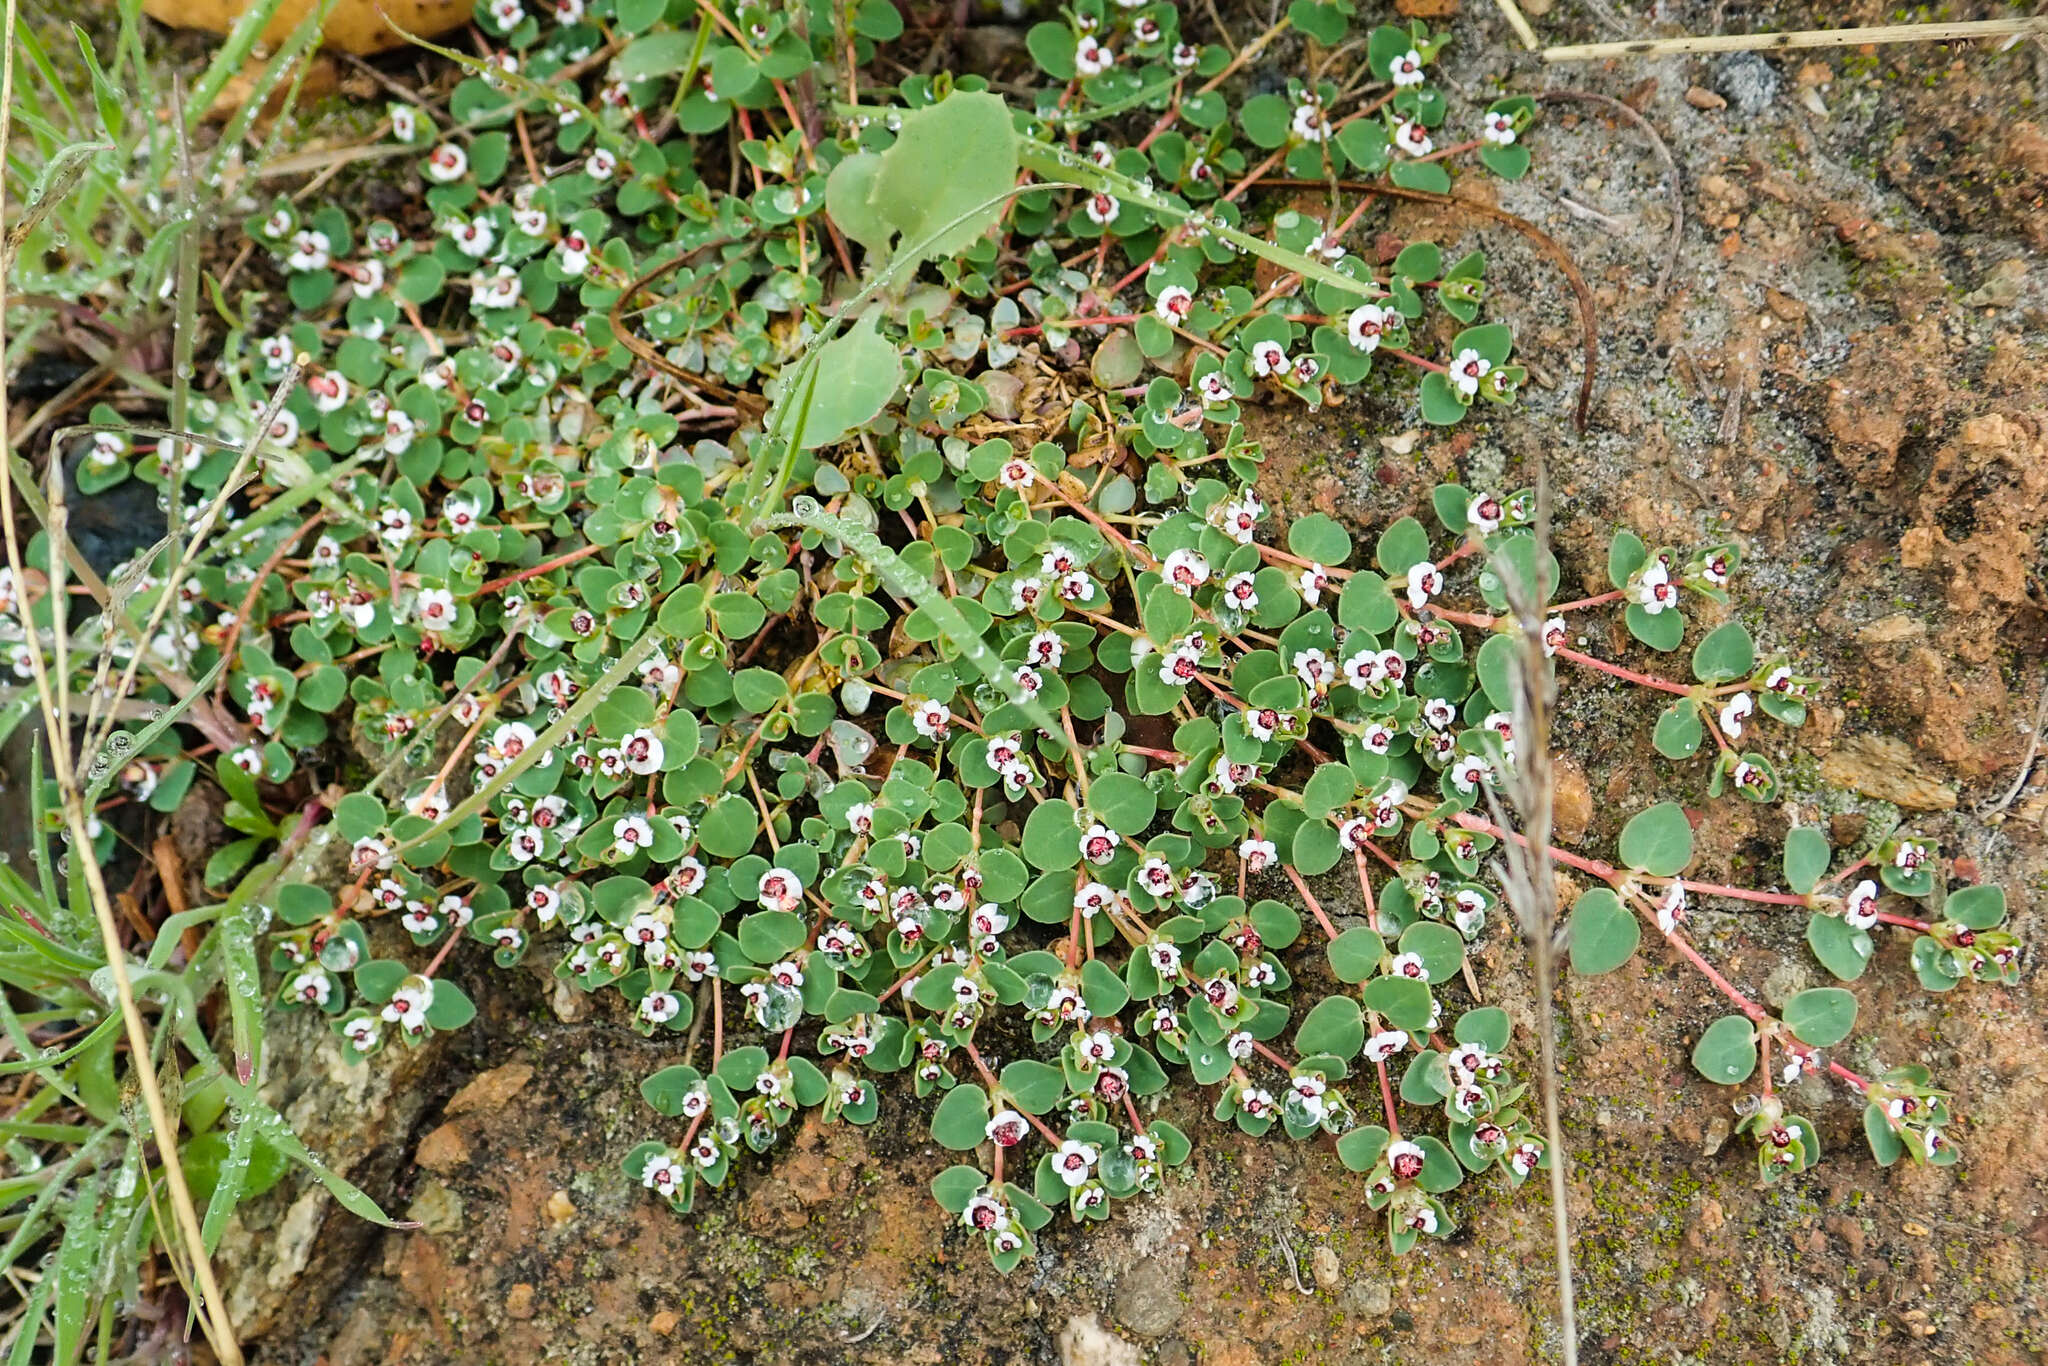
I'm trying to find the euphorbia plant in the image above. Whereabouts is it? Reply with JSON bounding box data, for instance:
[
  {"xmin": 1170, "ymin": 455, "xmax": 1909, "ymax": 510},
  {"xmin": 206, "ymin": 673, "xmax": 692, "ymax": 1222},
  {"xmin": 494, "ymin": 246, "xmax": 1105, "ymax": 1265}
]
[{"xmin": 18, "ymin": 0, "xmax": 2015, "ymax": 1274}]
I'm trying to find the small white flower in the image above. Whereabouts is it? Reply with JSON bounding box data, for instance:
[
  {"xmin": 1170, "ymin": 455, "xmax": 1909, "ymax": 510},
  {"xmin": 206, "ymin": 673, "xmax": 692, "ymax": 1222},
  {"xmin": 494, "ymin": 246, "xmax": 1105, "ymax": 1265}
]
[
  {"xmin": 1293, "ymin": 647, "xmax": 1333, "ymax": 696},
  {"xmin": 1172, "ymin": 41, "xmax": 1199, "ymax": 70},
  {"xmin": 1633, "ymin": 562, "xmax": 1677, "ymax": 615},
  {"xmin": 285, "ymin": 229, "xmax": 331, "ymax": 272},
  {"xmin": 1074, "ymin": 37, "xmax": 1114, "ymax": 76},
  {"xmin": 415, "ymin": 588, "xmax": 456, "ymax": 631},
  {"xmin": 620, "ymin": 728, "xmax": 664, "ymax": 775},
  {"xmin": 1656, "ymin": 882, "xmax": 1686, "ymax": 936},
  {"xmin": 585, "ymin": 148, "xmax": 618, "ymax": 179},
  {"xmin": 1084, "ymin": 191, "xmax": 1120, "ymax": 226},
  {"xmin": 1719, "ymin": 692, "xmax": 1754, "ymax": 740},
  {"xmin": 1220, "ymin": 571, "xmax": 1258, "ymax": 612},
  {"xmin": 378, "ymin": 505, "xmax": 415, "ymax": 548},
  {"xmin": 1079, "ymin": 823, "xmax": 1118, "ymax": 865},
  {"xmin": 1054, "ymin": 1139, "xmax": 1100, "ymax": 1187},
  {"xmin": 1291, "ymin": 100, "xmax": 1329, "ymax": 143},
  {"xmin": 1482, "ymin": 110, "xmax": 1517, "ymax": 146},
  {"xmin": 424, "ymin": 143, "xmax": 468, "ymax": 182},
  {"xmin": 1162, "ymin": 548, "xmax": 1209, "ymax": 595},
  {"xmin": 1148, "ymin": 941, "xmax": 1182, "ymax": 976},
  {"xmin": 1298, "ymin": 563, "xmax": 1330, "ymax": 605},
  {"xmin": 1448, "ymin": 347, "xmax": 1491, "ymax": 397},
  {"xmin": 1542, "ymin": 616, "xmax": 1569, "ymax": 656},
  {"xmin": 1394, "ymin": 120, "xmax": 1434, "ymax": 157},
  {"xmin": 1155, "ymin": 284, "xmax": 1193, "ymax": 323},
  {"xmin": 1197, "ymin": 370, "xmax": 1234, "ymax": 406},
  {"xmin": 642, "ymin": 1151, "xmax": 687, "ymax": 1192},
  {"xmin": 910, "ymin": 698, "xmax": 951, "ymax": 740},
  {"xmin": 288, "ymin": 969, "xmax": 331, "ymax": 1006},
  {"xmin": 611, "ymin": 814, "xmax": 653, "ymax": 856},
  {"xmin": 472, "ymin": 266, "xmax": 522, "ymax": 311},
  {"xmin": 1844, "ymin": 879, "xmax": 1880, "ymax": 930},
  {"xmin": 639, "ymin": 991, "xmax": 680, "ymax": 1024},
  {"xmin": 1238, "ymin": 838, "xmax": 1277, "ymax": 873},
  {"xmin": 1389, "ymin": 49, "xmax": 1426, "ymax": 87},
  {"xmin": 1347, "ymin": 303, "xmax": 1391, "ymax": 353},
  {"xmin": 1467, "ymin": 492, "xmax": 1505, "ymax": 534},
  {"xmin": 758, "ymin": 868, "xmax": 805, "ymax": 912},
  {"xmin": 1250, "ymin": 340, "xmax": 1288, "ymax": 377},
  {"xmin": 1406, "ymin": 560, "xmax": 1444, "ymax": 610},
  {"xmin": 1449, "ymin": 755, "xmax": 1490, "ymax": 794}
]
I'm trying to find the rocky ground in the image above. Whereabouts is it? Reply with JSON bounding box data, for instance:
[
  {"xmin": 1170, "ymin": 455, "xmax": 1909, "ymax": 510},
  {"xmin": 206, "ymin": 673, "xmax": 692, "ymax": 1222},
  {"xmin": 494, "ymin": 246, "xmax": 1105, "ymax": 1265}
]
[{"xmin": 213, "ymin": 1, "xmax": 2048, "ymax": 1362}]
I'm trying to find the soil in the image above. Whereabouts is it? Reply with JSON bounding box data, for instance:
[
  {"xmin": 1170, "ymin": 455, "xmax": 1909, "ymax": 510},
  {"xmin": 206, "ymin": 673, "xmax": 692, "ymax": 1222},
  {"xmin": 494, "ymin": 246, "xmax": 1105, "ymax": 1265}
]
[{"xmin": 216, "ymin": 1, "xmax": 2048, "ymax": 1362}]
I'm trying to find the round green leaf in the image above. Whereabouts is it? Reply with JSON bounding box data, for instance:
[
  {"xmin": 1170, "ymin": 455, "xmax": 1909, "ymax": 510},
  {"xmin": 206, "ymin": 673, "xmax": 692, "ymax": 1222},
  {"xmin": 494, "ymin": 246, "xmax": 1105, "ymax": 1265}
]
[
  {"xmin": 1326, "ymin": 927, "xmax": 1386, "ymax": 984},
  {"xmin": 1567, "ymin": 888, "xmax": 1640, "ymax": 975},
  {"xmin": 1690, "ymin": 1015, "xmax": 1758, "ymax": 1085},
  {"xmin": 1781, "ymin": 987, "xmax": 1858, "ymax": 1048},
  {"xmin": 930, "ymin": 1083, "xmax": 991, "ymax": 1151},
  {"xmin": 1294, "ymin": 995, "xmax": 1363, "ymax": 1060},
  {"xmin": 1782, "ymin": 827, "xmax": 1830, "ymax": 895},
  {"xmin": 1618, "ymin": 802, "xmax": 1693, "ymax": 876},
  {"xmin": 1652, "ymin": 698, "xmax": 1703, "ymax": 759},
  {"xmin": 1805, "ymin": 913, "xmax": 1873, "ymax": 982},
  {"xmin": 1690, "ymin": 621, "xmax": 1755, "ymax": 683}
]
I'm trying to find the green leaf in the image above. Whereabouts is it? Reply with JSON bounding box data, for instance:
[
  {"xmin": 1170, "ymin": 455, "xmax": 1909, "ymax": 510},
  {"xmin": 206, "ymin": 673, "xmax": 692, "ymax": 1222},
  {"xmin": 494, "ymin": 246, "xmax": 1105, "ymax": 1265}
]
[
  {"xmin": 1295, "ymin": 995, "xmax": 1363, "ymax": 1060},
  {"xmin": 1690, "ymin": 621, "xmax": 1755, "ymax": 683},
  {"xmin": 1000, "ymin": 1060, "xmax": 1068, "ymax": 1115},
  {"xmin": 1567, "ymin": 888, "xmax": 1640, "ymax": 975},
  {"xmin": 930, "ymin": 1083, "xmax": 991, "ymax": 1150},
  {"xmin": 1618, "ymin": 802, "xmax": 1692, "ymax": 876},
  {"xmin": 1361, "ymin": 975, "xmax": 1432, "ymax": 1032},
  {"xmin": 1374, "ymin": 517, "xmax": 1430, "ymax": 576},
  {"xmin": 1089, "ymin": 772, "xmax": 1156, "ymax": 836},
  {"xmin": 852, "ymin": 91, "xmax": 1020, "ymax": 265},
  {"xmin": 793, "ymin": 314, "xmax": 899, "ymax": 451},
  {"xmin": 1781, "ymin": 987, "xmax": 1857, "ymax": 1047},
  {"xmin": 1326, "ymin": 926, "xmax": 1385, "ymax": 984},
  {"xmin": 1945, "ymin": 885, "xmax": 2006, "ymax": 930},
  {"xmin": 1453, "ymin": 1006, "xmax": 1511, "ymax": 1052},
  {"xmin": 1783, "ymin": 827, "xmax": 1830, "ymax": 894},
  {"xmin": 1418, "ymin": 372, "xmax": 1468, "ymax": 425},
  {"xmin": 1336, "ymin": 1124, "xmax": 1390, "ymax": 1172},
  {"xmin": 931, "ymin": 1164, "xmax": 986, "ymax": 1213},
  {"xmin": 1022, "ymin": 799, "xmax": 1082, "ymax": 870},
  {"xmin": 1690, "ymin": 1015, "xmax": 1758, "ymax": 1085},
  {"xmin": 1080, "ymin": 959, "xmax": 1130, "ymax": 1016},
  {"xmin": 1652, "ymin": 698, "xmax": 1703, "ymax": 759},
  {"xmin": 1863, "ymin": 1105, "xmax": 1905, "ymax": 1166},
  {"xmin": 1626, "ymin": 603, "xmax": 1684, "ymax": 652},
  {"xmin": 1607, "ymin": 530, "xmax": 1647, "ymax": 588},
  {"xmin": 1805, "ymin": 912, "xmax": 1873, "ymax": 981},
  {"xmin": 1287, "ymin": 513, "xmax": 1352, "ymax": 566}
]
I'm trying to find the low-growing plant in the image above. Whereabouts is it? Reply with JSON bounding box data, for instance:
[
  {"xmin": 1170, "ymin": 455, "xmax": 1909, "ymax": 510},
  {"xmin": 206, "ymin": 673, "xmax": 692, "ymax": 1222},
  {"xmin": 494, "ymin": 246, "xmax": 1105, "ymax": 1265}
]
[{"xmin": 1, "ymin": 0, "xmax": 2017, "ymax": 1301}]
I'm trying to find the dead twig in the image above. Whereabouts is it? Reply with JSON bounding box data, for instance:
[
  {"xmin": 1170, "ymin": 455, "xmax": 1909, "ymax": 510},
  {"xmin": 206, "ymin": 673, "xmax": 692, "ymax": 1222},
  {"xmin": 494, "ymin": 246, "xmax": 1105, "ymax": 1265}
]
[
  {"xmin": 1981, "ymin": 672, "xmax": 2048, "ymax": 819},
  {"xmin": 1544, "ymin": 16, "xmax": 2048, "ymax": 61}
]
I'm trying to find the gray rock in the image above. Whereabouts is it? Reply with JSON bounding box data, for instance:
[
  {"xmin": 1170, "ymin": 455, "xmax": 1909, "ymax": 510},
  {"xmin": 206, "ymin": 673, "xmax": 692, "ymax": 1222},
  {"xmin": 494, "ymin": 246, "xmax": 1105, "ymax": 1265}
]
[
  {"xmin": 1342, "ymin": 1277, "xmax": 1393, "ymax": 1318},
  {"xmin": 1113, "ymin": 1258, "xmax": 1187, "ymax": 1337},
  {"xmin": 1712, "ymin": 52, "xmax": 1781, "ymax": 115}
]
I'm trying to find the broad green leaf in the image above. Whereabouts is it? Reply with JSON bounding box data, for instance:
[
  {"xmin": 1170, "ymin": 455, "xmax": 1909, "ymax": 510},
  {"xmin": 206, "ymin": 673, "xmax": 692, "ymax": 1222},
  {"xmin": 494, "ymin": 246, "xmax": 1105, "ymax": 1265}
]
[
  {"xmin": 1567, "ymin": 888, "xmax": 1639, "ymax": 975},
  {"xmin": 1618, "ymin": 802, "xmax": 1692, "ymax": 876},
  {"xmin": 1690, "ymin": 1015, "xmax": 1758, "ymax": 1084},
  {"xmin": 1690, "ymin": 621, "xmax": 1755, "ymax": 682},
  {"xmin": 1781, "ymin": 987, "xmax": 1857, "ymax": 1047},
  {"xmin": 1783, "ymin": 827, "xmax": 1830, "ymax": 894},
  {"xmin": 1806, "ymin": 912, "xmax": 1873, "ymax": 981}
]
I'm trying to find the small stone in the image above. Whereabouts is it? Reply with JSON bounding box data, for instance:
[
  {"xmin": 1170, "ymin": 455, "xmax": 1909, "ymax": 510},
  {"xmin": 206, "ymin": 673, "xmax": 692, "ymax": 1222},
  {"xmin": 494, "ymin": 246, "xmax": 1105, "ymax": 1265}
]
[
  {"xmin": 1685, "ymin": 86, "xmax": 1728, "ymax": 111},
  {"xmin": 1856, "ymin": 613, "xmax": 1925, "ymax": 644},
  {"xmin": 1712, "ymin": 52, "xmax": 1781, "ymax": 114},
  {"xmin": 504, "ymin": 1283, "xmax": 536, "ymax": 1320},
  {"xmin": 1552, "ymin": 759, "xmax": 1592, "ymax": 843},
  {"xmin": 1701, "ymin": 1115, "xmax": 1731, "ymax": 1156},
  {"xmin": 1762, "ymin": 960, "xmax": 1812, "ymax": 1009},
  {"xmin": 1155, "ymin": 1343, "xmax": 1192, "ymax": 1366},
  {"xmin": 406, "ymin": 1179, "xmax": 464, "ymax": 1235},
  {"xmin": 649, "ymin": 1310, "xmax": 680, "ymax": 1336},
  {"xmin": 1902, "ymin": 1220, "xmax": 1931, "ymax": 1237},
  {"xmin": 1058, "ymin": 1314, "xmax": 1141, "ymax": 1366},
  {"xmin": 445, "ymin": 1062, "xmax": 534, "ymax": 1116},
  {"xmin": 1394, "ymin": 0, "xmax": 1457, "ymax": 15},
  {"xmin": 1697, "ymin": 1196, "xmax": 1725, "ymax": 1234},
  {"xmin": 978, "ymin": 370, "xmax": 1023, "ymax": 422},
  {"xmin": 1819, "ymin": 735, "xmax": 1958, "ymax": 811},
  {"xmin": 1113, "ymin": 1259, "xmax": 1185, "ymax": 1337},
  {"xmin": 1961, "ymin": 258, "xmax": 2026, "ymax": 309},
  {"xmin": 544, "ymin": 1189, "xmax": 577, "ymax": 1226},
  {"xmin": 1342, "ymin": 1278, "xmax": 1393, "ymax": 1318},
  {"xmin": 414, "ymin": 1122, "xmax": 470, "ymax": 1173},
  {"xmin": 1311, "ymin": 1245, "xmax": 1341, "ymax": 1290},
  {"xmin": 550, "ymin": 976, "xmax": 589, "ymax": 1023},
  {"xmin": 1829, "ymin": 811, "xmax": 1868, "ymax": 848}
]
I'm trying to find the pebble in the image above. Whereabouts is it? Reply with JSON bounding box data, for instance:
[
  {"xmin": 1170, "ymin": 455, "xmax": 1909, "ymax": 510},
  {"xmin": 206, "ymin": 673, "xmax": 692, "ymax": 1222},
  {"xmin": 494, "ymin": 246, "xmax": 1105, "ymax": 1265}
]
[
  {"xmin": 649, "ymin": 1310, "xmax": 680, "ymax": 1336},
  {"xmin": 1701, "ymin": 1115, "xmax": 1731, "ymax": 1156},
  {"xmin": 1057, "ymin": 1314, "xmax": 1141, "ymax": 1366},
  {"xmin": 414, "ymin": 1122, "xmax": 470, "ymax": 1173},
  {"xmin": 504, "ymin": 1283, "xmax": 536, "ymax": 1320},
  {"xmin": 406, "ymin": 1179, "xmax": 464, "ymax": 1235},
  {"xmin": 1113, "ymin": 1259, "xmax": 1186, "ymax": 1337},
  {"xmin": 544, "ymin": 1189, "xmax": 577, "ymax": 1226},
  {"xmin": 1342, "ymin": 1278, "xmax": 1393, "ymax": 1318},
  {"xmin": 1311, "ymin": 1245, "xmax": 1340, "ymax": 1291},
  {"xmin": 444, "ymin": 1062, "xmax": 534, "ymax": 1116},
  {"xmin": 1684, "ymin": 86, "xmax": 1728, "ymax": 111},
  {"xmin": 1712, "ymin": 52, "xmax": 1782, "ymax": 115}
]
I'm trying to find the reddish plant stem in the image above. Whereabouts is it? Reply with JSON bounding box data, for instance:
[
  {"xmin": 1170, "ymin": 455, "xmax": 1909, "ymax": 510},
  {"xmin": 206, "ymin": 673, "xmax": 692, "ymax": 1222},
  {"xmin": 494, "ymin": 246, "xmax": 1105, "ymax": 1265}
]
[
  {"xmin": 1121, "ymin": 1091, "xmax": 1150, "ymax": 1136},
  {"xmin": 1448, "ymin": 809, "xmax": 1620, "ymax": 882},
  {"xmin": 1282, "ymin": 865, "xmax": 1340, "ymax": 941},
  {"xmin": 1353, "ymin": 849, "xmax": 1380, "ymax": 931},
  {"xmin": 1668, "ymin": 879, "xmax": 1808, "ymax": 907},
  {"xmin": 1252, "ymin": 1040, "xmax": 1296, "ymax": 1073},
  {"xmin": 1381, "ymin": 346, "xmax": 1447, "ymax": 375},
  {"xmin": 1375, "ymin": 1059, "xmax": 1402, "ymax": 1139},
  {"xmin": 1553, "ymin": 645, "xmax": 1694, "ymax": 697},
  {"xmin": 476, "ymin": 540, "xmax": 607, "ymax": 596},
  {"xmin": 1551, "ymin": 588, "xmax": 1624, "ymax": 613}
]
